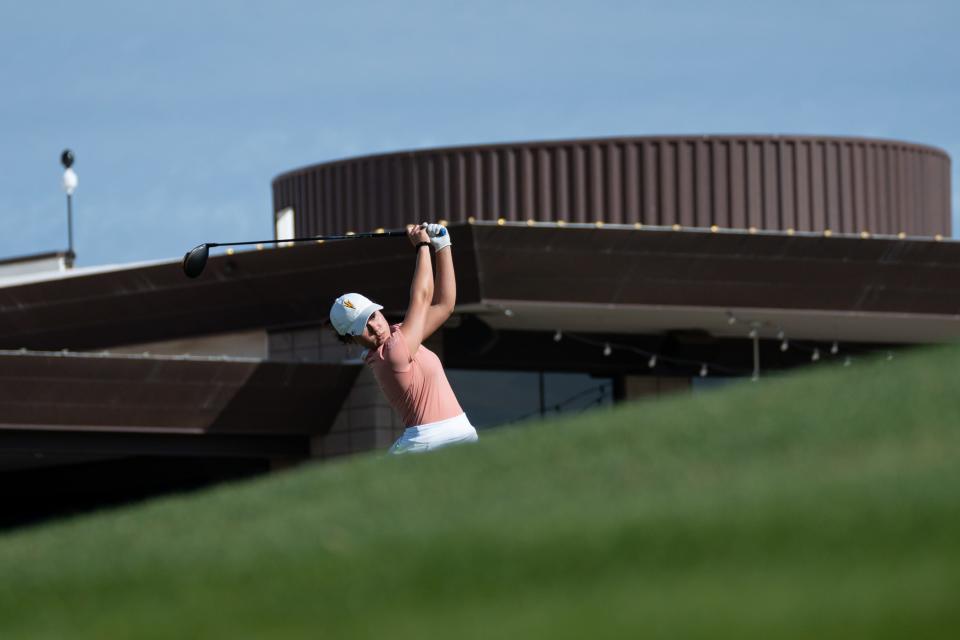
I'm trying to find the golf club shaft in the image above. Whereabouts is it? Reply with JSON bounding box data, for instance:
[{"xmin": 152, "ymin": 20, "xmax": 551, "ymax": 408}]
[{"xmin": 208, "ymin": 229, "xmax": 408, "ymax": 249}]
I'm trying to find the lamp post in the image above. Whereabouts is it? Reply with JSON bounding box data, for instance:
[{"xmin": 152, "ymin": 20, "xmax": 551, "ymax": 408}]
[{"xmin": 61, "ymin": 149, "xmax": 78, "ymax": 263}]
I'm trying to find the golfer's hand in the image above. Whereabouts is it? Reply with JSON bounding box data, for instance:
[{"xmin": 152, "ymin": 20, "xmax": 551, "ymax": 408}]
[
  {"xmin": 422, "ymin": 222, "xmax": 451, "ymax": 252},
  {"xmin": 407, "ymin": 224, "xmax": 431, "ymax": 247}
]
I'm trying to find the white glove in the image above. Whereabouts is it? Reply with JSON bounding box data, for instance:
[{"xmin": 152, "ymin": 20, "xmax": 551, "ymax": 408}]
[{"xmin": 422, "ymin": 222, "xmax": 451, "ymax": 252}]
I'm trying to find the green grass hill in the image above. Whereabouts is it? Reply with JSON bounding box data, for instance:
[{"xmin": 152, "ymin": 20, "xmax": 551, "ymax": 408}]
[{"xmin": 2, "ymin": 344, "xmax": 959, "ymax": 638}]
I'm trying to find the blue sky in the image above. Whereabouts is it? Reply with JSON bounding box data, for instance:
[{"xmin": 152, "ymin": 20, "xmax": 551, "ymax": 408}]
[{"xmin": 2, "ymin": 1, "xmax": 957, "ymax": 266}]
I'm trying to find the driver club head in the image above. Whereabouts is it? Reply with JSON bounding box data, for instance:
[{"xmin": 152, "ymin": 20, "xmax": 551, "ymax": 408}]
[{"xmin": 183, "ymin": 244, "xmax": 210, "ymax": 278}]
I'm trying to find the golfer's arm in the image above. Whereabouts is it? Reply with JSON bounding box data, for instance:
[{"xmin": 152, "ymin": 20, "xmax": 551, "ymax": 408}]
[
  {"xmin": 424, "ymin": 248, "xmax": 455, "ymax": 338},
  {"xmin": 432, "ymin": 248, "xmax": 456, "ymax": 311},
  {"xmin": 402, "ymin": 246, "xmax": 434, "ymax": 355}
]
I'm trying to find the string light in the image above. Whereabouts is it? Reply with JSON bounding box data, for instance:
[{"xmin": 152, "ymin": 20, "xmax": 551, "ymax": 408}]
[
  {"xmin": 554, "ymin": 331, "xmax": 743, "ymax": 377},
  {"xmin": 551, "ymin": 325, "xmax": 899, "ymax": 383},
  {"xmin": 781, "ymin": 335, "xmax": 897, "ymax": 371},
  {"xmin": 730, "ymin": 312, "xmax": 902, "ymax": 377}
]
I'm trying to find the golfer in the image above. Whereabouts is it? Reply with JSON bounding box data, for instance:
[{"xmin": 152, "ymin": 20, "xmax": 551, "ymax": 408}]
[{"xmin": 329, "ymin": 223, "xmax": 478, "ymax": 454}]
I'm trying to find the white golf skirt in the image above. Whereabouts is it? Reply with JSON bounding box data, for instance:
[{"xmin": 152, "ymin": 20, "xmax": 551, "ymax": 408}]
[{"xmin": 389, "ymin": 413, "xmax": 478, "ymax": 455}]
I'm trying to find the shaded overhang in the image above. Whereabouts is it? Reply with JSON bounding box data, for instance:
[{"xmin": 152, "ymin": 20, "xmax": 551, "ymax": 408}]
[
  {"xmin": 0, "ymin": 222, "xmax": 958, "ymax": 349},
  {"xmin": 0, "ymin": 350, "xmax": 360, "ymax": 471},
  {"xmin": 0, "ymin": 350, "xmax": 358, "ymax": 434},
  {"xmin": 461, "ymin": 223, "xmax": 960, "ymax": 344}
]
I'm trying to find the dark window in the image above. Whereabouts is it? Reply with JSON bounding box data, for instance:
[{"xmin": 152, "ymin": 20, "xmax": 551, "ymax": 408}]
[{"xmin": 447, "ymin": 369, "xmax": 612, "ymax": 429}]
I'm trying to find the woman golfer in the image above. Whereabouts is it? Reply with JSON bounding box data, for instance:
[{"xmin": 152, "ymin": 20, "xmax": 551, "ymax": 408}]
[{"xmin": 329, "ymin": 223, "xmax": 478, "ymax": 454}]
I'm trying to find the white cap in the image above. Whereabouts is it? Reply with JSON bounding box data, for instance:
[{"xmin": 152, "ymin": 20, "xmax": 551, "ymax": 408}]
[{"xmin": 330, "ymin": 293, "xmax": 383, "ymax": 336}]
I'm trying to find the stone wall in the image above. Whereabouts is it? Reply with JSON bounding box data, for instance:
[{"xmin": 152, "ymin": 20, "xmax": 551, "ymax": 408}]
[{"xmin": 268, "ymin": 324, "xmax": 406, "ymax": 458}]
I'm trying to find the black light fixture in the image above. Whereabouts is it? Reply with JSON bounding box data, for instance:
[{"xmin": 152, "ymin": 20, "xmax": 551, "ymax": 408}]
[{"xmin": 60, "ymin": 149, "xmax": 77, "ymax": 264}]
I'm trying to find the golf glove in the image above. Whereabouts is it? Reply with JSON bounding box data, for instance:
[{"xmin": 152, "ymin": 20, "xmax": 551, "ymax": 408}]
[{"xmin": 423, "ymin": 223, "xmax": 451, "ymax": 252}]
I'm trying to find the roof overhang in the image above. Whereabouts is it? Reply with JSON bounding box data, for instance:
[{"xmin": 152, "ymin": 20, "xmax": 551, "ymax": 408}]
[
  {"xmin": 0, "ymin": 347, "xmax": 358, "ymax": 428},
  {"xmin": 0, "ymin": 350, "xmax": 360, "ymax": 472},
  {"xmin": 0, "ymin": 222, "xmax": 958, "ymax": 349}
]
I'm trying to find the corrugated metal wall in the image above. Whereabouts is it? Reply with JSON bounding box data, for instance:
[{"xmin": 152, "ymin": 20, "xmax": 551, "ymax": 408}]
[{"xmin": 272, "ymin": 136, "xmax": 951, "ymax": 237}]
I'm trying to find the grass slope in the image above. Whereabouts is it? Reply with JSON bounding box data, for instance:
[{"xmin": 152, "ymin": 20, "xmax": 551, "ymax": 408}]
[{"xmin": 2, "ymin": 345, "xmax": 960, "ymax": 638}]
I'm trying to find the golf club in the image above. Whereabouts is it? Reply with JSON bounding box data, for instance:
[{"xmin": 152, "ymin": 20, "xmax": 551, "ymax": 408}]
[{"xmin": 182, "ymin": 227, "xmax": 445, "ymax": 278}]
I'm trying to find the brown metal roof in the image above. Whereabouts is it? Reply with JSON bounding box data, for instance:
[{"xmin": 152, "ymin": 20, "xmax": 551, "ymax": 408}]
[
  {"xmin": 0, "ymin": 234, "xmax": 473, "ymax": 350},
  {"xmin": 273, "ymin": 135, "xmax": 951, "ymax": 238},
  {"xmin": 0, "ymin": 351, "xmax": 360, "ymax": 435},
  {"xmin": 0, "ymin": 223, "xmax": 958, "ymax": 350},
  {"xmin": 468, "ymin": 223, "xmax": 960, "ymax": 315}
]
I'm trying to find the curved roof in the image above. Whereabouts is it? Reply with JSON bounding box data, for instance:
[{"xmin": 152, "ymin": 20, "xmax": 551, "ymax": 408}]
[{"xmin": 273, "ymin": 135, "xmax": 952, "ymax": 238}]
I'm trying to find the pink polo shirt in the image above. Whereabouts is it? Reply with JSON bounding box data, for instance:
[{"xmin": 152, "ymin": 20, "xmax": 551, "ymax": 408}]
[{"xmin": 364, "ymin": 324, "xmax": 463, "ymax": 428}]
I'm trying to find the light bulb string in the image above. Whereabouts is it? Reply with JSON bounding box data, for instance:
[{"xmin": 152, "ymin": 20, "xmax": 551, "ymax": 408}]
[
  {"xmin": 724, "ymin": 312, "xmax": 897, "ymax": 361},
  {"xmin": 554, "ymin": 328, "xmax": 896, "ymax": 378},
  {"xmin": 559, "ymin": 331, "xmax": 746, "ymax": 376},
  {"xmin": 771, "ymin": 337, "xmax": 894, "ymax": 360}
]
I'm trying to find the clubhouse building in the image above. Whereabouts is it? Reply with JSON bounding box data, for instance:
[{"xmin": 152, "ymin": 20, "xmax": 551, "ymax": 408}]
[{"xmin": 1, "ymin": 135, "xmax": 956, "ymax": 526}]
